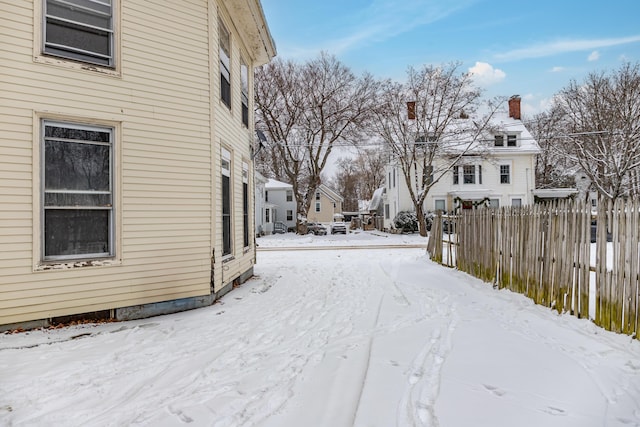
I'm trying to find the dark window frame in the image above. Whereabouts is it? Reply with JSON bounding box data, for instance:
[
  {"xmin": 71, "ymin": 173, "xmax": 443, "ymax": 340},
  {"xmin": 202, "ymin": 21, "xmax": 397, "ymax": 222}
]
[
  {"xmin": 219, "ymin": 17, "xmax": 231, "ymax": 109},
  {"xmin": 222, "ymin": 149, "xmax": 232, "ymax": 256}
]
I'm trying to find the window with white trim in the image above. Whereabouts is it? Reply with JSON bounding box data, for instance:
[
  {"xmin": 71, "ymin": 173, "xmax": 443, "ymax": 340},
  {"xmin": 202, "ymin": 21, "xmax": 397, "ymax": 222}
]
[
  {"xmin": 435, "ymin": 199, "xmax": 445, "ymax": 211},
  {"xmin": 241, "ymin": 57, "xmax": 249, "ymax": 126},
  {"xmin": 286, "ymin": 210, "xmax": 293, "ymax": 221},
  {"xmin": 242, "ymin": 162, "xmax": 249, "ymax": 248},
  {"xmin": 42, "ymin": 120, "xmax": 114, "ymax": 260},
  {"xmin": 43, "ymin": 0, "xmax": 114, "ymax": 67},
  {"xmin": 507, "ymin": 134, "xmax": 517, "ymax": 147},
  {"xmin": 315, "ymin": 202, "xmax": 321, "ymax": 213},
  {"xmin": 222, "ymin": 148, "xmax": 232, "ymax": 256},
  {"xmin": 453, "ymin": 166, "xmax": 459, "ymax": 184},
  {"xmin": 463, "ymin": 165, "xmax": 476, "ymax": 184},
  {"xmin": 500, "ymin": 165, "xmax": 510, "ymax": 184},
  {"xmin": 512, "ymin": 198, "xmax": 522, "ymax": 207},
  {"xmin": 286, "ymin": 190, "xmax": 293, "ymax": 202},
  {"xmin": 219, "ymin": 17, "xmax": 231, "ymax": 109},
  {"xmin": 490, "ymin": 199, "xmax": 499, "ymax": 208}
]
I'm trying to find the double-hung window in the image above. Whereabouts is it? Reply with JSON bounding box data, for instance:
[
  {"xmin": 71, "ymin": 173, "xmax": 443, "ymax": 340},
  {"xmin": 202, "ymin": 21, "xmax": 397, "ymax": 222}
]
[
  {"xmin": 463, "ymin": 165, "xmax": 476, "ymax": 184},
  {"xmin": 219, "ymin": 18, "xmax": 231, "ymax": 108},
  {"xmin": 286, "ymin": 190, "xmax": 293, "ymax": 202},
  {"xmin": 42, "ymin": 120, "xmax": 114, "ymax": 260},
  {"xmin": 44, "ymin": 0, "xmax": 114, "ymax": 67},
  {"xmin": 453, "ymin": 166, "xmax": 459, "ymax": 184},
  {"xmin": 242, "ymin": 162, "xmax": 249, "ymax": 248},
  {"xmin": 241, "ymin": 58, "xmax": 249, "ymax": 126},
  {"xmin": 222, "ymin": 149, "xmax": 232, "ymax": 256},
  {"xmin": 507, "ymin": 135, "xmax": 517, "ymax": 147},
  {"xmin": 500, "ymin": 165, "xmax": 511, "ymax": 184}
]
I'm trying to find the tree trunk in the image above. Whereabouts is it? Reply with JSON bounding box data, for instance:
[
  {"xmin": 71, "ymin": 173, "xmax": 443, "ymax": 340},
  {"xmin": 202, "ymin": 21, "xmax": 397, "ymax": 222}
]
[{"xmin": 416, "ymin": 203, "xmax": 428, "ymax": 237}]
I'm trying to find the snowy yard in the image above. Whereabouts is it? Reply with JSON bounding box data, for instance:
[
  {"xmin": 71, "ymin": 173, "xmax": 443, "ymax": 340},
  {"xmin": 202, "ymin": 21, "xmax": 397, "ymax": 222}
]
[{"xmin": 1, "ymin": 231, "xmax": 640, "ymax": 427}]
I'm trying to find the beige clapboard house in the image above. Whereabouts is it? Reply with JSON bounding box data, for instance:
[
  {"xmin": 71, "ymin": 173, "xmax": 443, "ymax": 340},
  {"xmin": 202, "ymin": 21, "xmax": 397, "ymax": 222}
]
[{"xmin": 0, "ymin": 0, "xmax": 276, "ymax": 329}]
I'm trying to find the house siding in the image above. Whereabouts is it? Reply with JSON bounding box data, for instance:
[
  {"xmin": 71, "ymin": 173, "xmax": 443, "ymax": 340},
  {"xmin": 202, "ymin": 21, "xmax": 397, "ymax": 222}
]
[{"xmin": 0, "ymin": 0, "xmax": 272, "ymax": 326}]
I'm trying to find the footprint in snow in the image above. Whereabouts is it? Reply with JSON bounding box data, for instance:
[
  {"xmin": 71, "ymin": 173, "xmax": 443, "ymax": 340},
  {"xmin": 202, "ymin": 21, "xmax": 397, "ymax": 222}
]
[
  {"xmin": 542, "ymin": 406, "xmax": 567, "ymax": 416},
  {"xmin": 482, "ymin": 384, "xmax": 506, "ymax": 397}
]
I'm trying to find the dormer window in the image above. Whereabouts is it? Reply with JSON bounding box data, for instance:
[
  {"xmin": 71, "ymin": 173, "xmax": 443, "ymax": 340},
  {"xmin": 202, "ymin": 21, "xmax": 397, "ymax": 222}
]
[{"xmin": 494, "ymin": 134, "xmax": 518, "ymax": 147}]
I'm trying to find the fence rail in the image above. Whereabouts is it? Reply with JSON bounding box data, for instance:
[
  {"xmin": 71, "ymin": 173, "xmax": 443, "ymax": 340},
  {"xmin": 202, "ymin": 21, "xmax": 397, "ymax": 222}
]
[{"xmin": 427, "ymin": 199, "xmax": 640, "ymax": 339}]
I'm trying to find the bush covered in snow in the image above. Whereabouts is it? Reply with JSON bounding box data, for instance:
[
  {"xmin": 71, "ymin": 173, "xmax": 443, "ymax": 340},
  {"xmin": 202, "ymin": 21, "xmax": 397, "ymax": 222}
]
[{"xmin": 393, "ymin": 211, "xmax": 418, "ymax": 233}]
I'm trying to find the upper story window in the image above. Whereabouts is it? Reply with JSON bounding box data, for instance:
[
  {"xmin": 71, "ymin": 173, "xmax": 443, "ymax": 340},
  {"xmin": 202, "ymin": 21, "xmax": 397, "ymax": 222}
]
[
  {"xmin": 44, "ymin": 0, "xmax": 114, "ymax": 67},
  {"xmin": 453, "ymin": 166, "xmax": 459, "ymax": 184},
  {"xmin": 219, "ymin": 17, "xmax": 231, "ymax": 109},
  {"xmin": 495, "ymin": 134, "xmax": 518, "ymax": 147},
  {"xmin": 315, "ymin": 191, "xmax": 321, "ymax": 201},
  {"xmin": 463, "ymin": 165, "xmax": 476, "ymax": 184},
  {"xmin": 241, "ymin": 57, "xmax": 249, "ymax": 127},
  {"xmin": 500, "ymin": 165, "xmax": 511, "ymax": 184},
  {"xmin": 286, "ymin": 190, "xmax": 293, "ymax": 202}
]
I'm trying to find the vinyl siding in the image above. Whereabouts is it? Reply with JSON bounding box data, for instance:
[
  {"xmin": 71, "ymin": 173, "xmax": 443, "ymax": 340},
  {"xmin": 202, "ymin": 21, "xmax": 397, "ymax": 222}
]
[{"xmin": 0, "ymin": 0, "xmax": 262, "ymax": 325}]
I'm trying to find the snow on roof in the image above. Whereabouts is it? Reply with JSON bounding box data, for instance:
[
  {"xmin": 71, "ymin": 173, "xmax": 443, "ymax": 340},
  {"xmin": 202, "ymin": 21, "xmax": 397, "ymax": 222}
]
[
  {"xmin": 369, "ymin": 187, "xmax": 386, "ymax": 211},
  {"xmin": 265, "ymin": 178, "xmax": 292, "ymax": 189}
]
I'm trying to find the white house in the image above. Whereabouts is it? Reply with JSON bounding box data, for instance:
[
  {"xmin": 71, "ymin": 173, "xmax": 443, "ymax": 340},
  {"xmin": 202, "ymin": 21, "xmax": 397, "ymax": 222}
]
[
  {"xmin": 255, "ymin": 171, "xmax": 272, "ymax": 236},
  {"xmin": 264, "ymin": 179, "xmax": 297, "ymax": 232},
  {"xmin": 382, "ymin": 96, "xmax": 541, "ymax": 229}
]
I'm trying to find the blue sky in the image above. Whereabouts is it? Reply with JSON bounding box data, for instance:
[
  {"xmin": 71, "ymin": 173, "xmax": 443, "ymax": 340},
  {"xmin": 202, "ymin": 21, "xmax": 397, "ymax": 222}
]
[{"xmin": 261, "ymin": 0, "xmax": 640, "ymax": 116}]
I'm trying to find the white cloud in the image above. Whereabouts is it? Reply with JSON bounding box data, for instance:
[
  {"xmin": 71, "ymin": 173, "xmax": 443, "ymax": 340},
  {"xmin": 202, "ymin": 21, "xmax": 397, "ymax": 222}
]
[
  {"xmin": 281, "ymin": 0, "xmax": 478, "ymax": 59},
  {"xmin": 468, "ymin": 62, "xmax": 506, "ymax": 86},
  {"xmin": 494, "ymin": 35, "xmax": 640, "ymax": 61},
  {"xmin": 588, "ymin": 50, "xmax": 600, "ymax": 61},
  {"xmin": 550, "ymin": 66, "xmax": 565, "ymax": 72}
]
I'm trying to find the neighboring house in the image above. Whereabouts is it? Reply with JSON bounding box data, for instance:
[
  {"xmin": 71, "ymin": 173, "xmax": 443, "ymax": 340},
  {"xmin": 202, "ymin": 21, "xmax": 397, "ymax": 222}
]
[
  {"xmin": 382, "ymin": 96, "xmax": 540, "ymax": 229},
  {"xmin": 0, "ymin": 1, "xmax": 276, "ymax": 330},
  {"xmin": 254, "ymin": 171, "xmax": 271, "ymax": 236},
  {"xmin": 264, "ymin": 179, "xmax": 297, "ymax": 231},
  {"xmin": 307, "ymin": 184, "xmax": 344, "ymax": 223}
]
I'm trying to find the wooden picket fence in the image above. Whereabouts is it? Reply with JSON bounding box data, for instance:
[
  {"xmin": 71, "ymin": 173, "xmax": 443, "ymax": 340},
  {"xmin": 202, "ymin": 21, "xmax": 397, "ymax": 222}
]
[{"xmin": 427, "ymin": 199, "xmax": 640, "ymax": 339}]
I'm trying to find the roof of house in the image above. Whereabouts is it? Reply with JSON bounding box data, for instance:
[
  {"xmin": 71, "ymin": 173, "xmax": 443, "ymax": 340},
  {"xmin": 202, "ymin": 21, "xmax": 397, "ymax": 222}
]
[
  {"xmin": 265, "ymin": 178, "xmax": 292, "ymax": 189},
  {"xmin": 317, "ymin": 184, "xmax": 343, "ymax": 202},
  {"xmin": 369, "ymin": 187, "xmax": 386, "ymax": 211}
]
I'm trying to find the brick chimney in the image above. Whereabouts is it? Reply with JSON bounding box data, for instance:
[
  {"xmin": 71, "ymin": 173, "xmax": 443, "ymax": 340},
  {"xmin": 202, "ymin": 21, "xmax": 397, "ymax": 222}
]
[{"xmin": 508, "ymin": 95, "xmax": 521, "ymax": 120}]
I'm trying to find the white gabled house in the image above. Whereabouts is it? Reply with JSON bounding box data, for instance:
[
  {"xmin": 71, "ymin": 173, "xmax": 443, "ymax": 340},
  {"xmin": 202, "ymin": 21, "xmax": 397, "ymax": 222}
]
[
  {"xmin": 264, "ymin": 179, "xmax": 297, "ymax": 232},
  {"xmin": 382, "ymin": 96, "xmax": 541, "ymax": 229},
  {"xmin": 0, "ymin": 0, "xmax": 276, "ymax": 330}
]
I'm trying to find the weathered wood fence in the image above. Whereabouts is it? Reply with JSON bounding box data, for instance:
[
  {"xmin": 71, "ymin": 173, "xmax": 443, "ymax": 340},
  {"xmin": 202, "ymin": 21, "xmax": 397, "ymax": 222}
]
[{"xmin": 426, "ymin": 199, "xmax": 640, "ymax": 339}]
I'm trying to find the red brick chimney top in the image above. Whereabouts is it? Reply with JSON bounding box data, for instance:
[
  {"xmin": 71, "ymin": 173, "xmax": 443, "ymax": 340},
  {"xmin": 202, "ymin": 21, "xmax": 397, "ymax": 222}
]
[{"xmin": 508, "ymin": 95, "xmax": 521, "ymax": 120}]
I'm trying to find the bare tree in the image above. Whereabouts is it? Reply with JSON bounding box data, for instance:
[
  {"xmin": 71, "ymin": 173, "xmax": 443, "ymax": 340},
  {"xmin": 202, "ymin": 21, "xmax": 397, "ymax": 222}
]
[
  {"xmin": 330, "ymin": 148, "xmax": 388, "ymax": 211},
  {"xmin": 331, "ymin": 158, "xmax": 360, "ymax": 211},
  {"xmin": 371, "ymin": 62, "xmax": 502, "ymax": 236},
  {"xmin": 255, "ymin": 53, "xmax": 379, "ymax": 231},
  {"xmin": 554, "ymin": 62, "xmax": 640, "ymax": 200},
  {"xmin": 529, "ymin": 107, "xmax": 575, "ymax": 189},
  {"xmin": 354, "ymin": 148, "xmax": 388, "ymax": 200}
]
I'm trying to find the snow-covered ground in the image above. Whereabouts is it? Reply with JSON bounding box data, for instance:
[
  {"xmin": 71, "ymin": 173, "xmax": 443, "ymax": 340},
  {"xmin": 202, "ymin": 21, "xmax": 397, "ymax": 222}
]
[{"xmin": 2, "ymin": 231, "xmax": 640, "ymax": 427}]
